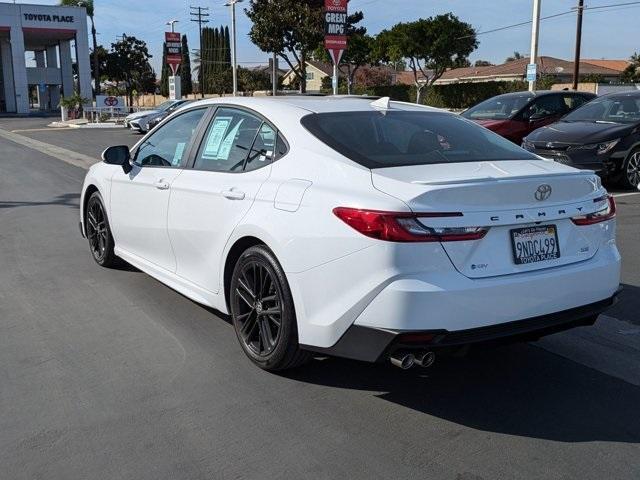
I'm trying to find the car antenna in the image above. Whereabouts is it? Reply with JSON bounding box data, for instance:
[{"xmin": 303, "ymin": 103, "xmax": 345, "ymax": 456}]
[{"xmin": 371, "ymin": 96, "xmax": 391, "ymax": 113}]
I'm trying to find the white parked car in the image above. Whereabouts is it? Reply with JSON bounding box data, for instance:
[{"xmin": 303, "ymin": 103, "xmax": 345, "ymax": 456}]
[
  {"xmin": 124, "ymin": 100, "xmax": 189, "ymax": 132},
  {"xmin": 80, "ymin": 96, "xmax": 621, "ymax": 371}
]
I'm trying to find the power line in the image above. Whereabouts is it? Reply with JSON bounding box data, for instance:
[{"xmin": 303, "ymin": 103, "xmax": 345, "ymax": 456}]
[{"xmin": 462, "ymin": 0, "xmax": 640, "ymax": 39}]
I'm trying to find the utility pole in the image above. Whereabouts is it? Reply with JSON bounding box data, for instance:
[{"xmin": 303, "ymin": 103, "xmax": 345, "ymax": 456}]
[
  {"xmin": 115, "ymin": 33, "xmax": 126, "ymax": 44},
  {"xmin": 224, "ymin": 0, "xmax": 243, "ymax": 96},
  {"xmin": 272, "ymin": 52, "xmax": 277, "ymax": 96},
  {"xmin": 528, "ymin": 0, "xmax": 541, "ymax": 92},
  {"xmin": 190, "ymin": 5, "xmax": 210, "ymax": 98},
  {"xmin": 572, "ymin": 0, "xmax": 585, "ymax": 90}
]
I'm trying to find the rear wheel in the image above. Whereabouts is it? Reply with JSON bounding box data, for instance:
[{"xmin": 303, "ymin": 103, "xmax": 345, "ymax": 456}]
[
  {"xmin": 230, "ymin": 245, "xmax": 310, "ymax": 371},
  {"xmin": 85, "ymin": 191, "xmax": 117, "ymax": 267},
  {"xmin": 619, "ymin": 148, "xmax": 640, "ymax": 190}
]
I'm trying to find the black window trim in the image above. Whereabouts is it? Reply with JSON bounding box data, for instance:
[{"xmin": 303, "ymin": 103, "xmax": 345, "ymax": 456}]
[
  {"xmin": 186, "ymin": 103, "xmax": 289, "ymax": 173},
  {"xmin": 130, "ymin": 106, "xmax": 214, "ymax": 170}
]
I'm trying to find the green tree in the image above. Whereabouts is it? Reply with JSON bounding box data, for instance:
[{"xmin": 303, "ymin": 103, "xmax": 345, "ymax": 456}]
[
  {"xmin": 246, "ymin": 0, "xmax": 324, "ymax": 93},
  {"xmin": 474, "ymin": 60, "xmax": 493, "ymax": 67},
  {"xmin": 105, "ymin": 35, "xmax": 156, "ymax": 105},
  {"xmin": 209, "ymin": 69, "xmax": 233, "ymax": 96},
  {"xmin": 89, "ymin": 45, "xmax": 109, "ymax": 84},
  {"xmin": 372, "ymin": 30, "xmax": 405, "ymax": 71},
  {"xmin": 59, "ymin": 0, "xmax": 100, "ymax": 95},
  {"xmin": 160, "ymin": 42, "xmax": 170, "ymax": 97},
  {"xmin": 622, "ymin": 52, "xmax": 640, "ymax": 83},
  {"xmin": 200, "ymin": 26, "xmax": 231, "ymax": 94},
  {"xmin": 505, "ymin": 51, "xmax": 524, "ymax": 63},
  {"xmin": 238, "ymin": 67, "xmax": 272, "ymax": 95},
  {"xmin": 379, "ymin": 14, "xmax": 478, "ymax": 104},
  {"xmin": 180, "ymin": 35, "xmax": 193, "ymax": 95}
]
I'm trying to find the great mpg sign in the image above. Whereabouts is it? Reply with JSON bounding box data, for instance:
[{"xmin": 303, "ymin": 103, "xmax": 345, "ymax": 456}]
[{"xmin": 324, "ymin": 0, "xmax": 348, "ymax": 65}]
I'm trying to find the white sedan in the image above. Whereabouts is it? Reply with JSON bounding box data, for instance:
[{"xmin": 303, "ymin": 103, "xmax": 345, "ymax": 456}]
[{"xmin": 80, "ymin": 96, "xmax": 621, "ymax": 371}]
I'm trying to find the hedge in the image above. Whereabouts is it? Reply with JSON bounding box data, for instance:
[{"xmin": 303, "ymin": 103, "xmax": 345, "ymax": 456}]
[{"xmin": 322, "ymin": 80, "xmax": 530, "ymax": 109}]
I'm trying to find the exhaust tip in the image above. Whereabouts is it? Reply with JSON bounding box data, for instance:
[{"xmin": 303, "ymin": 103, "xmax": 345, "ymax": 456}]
[
  {"xmin": 415, "ymin": 351, "xmax": 436, "ymax": 368},
  {"xmin": 390, "ymin": 352, "xmax": 415, "ymax": 370}
]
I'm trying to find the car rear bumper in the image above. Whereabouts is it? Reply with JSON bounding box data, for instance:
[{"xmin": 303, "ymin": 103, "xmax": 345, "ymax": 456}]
[
  {"xmin": 298, "ymin": 241, "xmax": 621, "ymax": 361},
  {"xmin": 305, "ymin": 289, "xmax": 621, "ymax": 362}
]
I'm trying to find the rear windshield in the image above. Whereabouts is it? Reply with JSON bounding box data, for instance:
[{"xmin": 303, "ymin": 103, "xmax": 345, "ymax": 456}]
[
  {"xmin": 301, "ymin": 111, "xmax": 538, "ymax": 169},
  {"xmin": 562, "ymin": 95, "xmax": 640, "ymax": 124},
  {"xmin": 462, "ymin": 95, "xmax": 532, "ymax": 120}
]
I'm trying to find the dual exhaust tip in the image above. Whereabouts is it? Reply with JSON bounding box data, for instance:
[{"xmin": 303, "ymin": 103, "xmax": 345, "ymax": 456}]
[{"xmin": 390, "ymin": 351, "xmax": 435, "ymax": 370}]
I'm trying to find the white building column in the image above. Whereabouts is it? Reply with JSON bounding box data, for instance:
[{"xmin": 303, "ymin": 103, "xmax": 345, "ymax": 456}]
[
  {"xmin": 74, "ymin": 16, "xmax": 92, "ymax": 103},
  {"xmin": 34, "ymin": 50, "xmax": 48, "ymax": 110},
  {"xmin": 9, "ymin": 26, "xmax": 28, "ymax": 114},
  {"xmin": 0, "ymin": 38, "xmax": 16, "ymax": 113},
  {"xmin": 46, "ymin": 45, "xmax": 60, "ymax": 109},
  {"xmin": 59, "ymin": 39, "xmax": 74, "ymax": 98}
]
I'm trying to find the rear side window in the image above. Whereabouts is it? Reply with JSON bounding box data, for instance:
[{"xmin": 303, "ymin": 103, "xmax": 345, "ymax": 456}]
[
  {"xmin": 301, "ymin": 111, "xmax": 538, "ymax": 169},
  {"xmin": 462, "ymin": 95, "xmax": 532, "ymax": 120},
  {"xmin": 194, "ymin": 107, "xmax": 263, "ymax": 172}
]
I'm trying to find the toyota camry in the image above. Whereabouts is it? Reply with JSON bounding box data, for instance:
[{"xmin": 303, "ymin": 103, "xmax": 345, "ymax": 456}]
[{"xmin": 80, "ymin": 96, "xmax": 621, "ymax": 371}]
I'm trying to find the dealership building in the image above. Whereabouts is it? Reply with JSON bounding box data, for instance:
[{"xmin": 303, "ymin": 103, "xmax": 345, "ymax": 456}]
[{"xmin": 0, "ymin": 2, "xmax": 92, "ymax": 114}]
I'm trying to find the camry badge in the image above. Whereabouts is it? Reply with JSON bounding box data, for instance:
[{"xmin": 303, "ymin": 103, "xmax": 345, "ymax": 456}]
[{"xmin": 535, "ymin": 184, "xmax": 552, "ymax": 201}]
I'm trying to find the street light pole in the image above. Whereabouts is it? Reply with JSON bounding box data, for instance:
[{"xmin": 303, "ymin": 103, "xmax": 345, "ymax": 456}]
[
  {"xmin": 572, "ymin": 0, "xmax": 585, "ymax": 90},
  {"xmin": 529, "ymin": 0, "xmax": 541, "ymax": 92},
  {"xmin": 224, "ymin": 0, "xmax": 243, "ymax": 96},
  {"xmin": 166, "ymin": 19, "xmax": 179, "ymax": 33}
]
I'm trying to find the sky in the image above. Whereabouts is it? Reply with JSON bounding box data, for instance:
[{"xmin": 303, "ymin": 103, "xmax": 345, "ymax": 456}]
[{"xmin": 22, "ymin": 0, "xmax": 640, "ymax": 74}]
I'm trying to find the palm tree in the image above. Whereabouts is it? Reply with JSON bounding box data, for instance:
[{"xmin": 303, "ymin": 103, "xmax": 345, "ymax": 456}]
[{"xmin": 59, "ymin": 0, "xmax": 100, "ymax": 95}]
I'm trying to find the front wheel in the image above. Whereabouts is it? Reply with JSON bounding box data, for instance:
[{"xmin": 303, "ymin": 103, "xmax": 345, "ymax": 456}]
[
  {"xmin": 85, "ymin": 191, "xmax": 117, "ymax": 267},
  {"xmin": 619, "ymin": 148, "xmax": 640, "ymax": 190},
  {"xmin": 230, "ymin": 245, "xmax": 310, "ymax": 371}
]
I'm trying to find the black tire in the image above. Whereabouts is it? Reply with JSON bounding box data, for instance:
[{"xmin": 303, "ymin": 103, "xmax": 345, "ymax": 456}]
[
  {"xmin": 85, "ymin": 191, "xmax": 118, "ymax": 268},
  {"xmin": 618, "ymin": 148, "xmax": 640, "ymax": 190},
  {"xmin": 230, "ymin": 245, "xmax": 310, "ymax": 371}
]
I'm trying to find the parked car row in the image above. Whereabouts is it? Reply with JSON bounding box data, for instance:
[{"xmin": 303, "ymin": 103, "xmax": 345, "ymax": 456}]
[
  {"xmin": 123, "ymin": 99, "xmax": 192, "ymax": 133},
  {"xmin": 462, "ymin": 90, "xmax": 640, "ymax": 189}
]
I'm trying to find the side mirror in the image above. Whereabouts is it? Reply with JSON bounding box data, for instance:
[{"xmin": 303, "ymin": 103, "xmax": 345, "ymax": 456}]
[{"xmin": 102, "ymin": 145, "xmax": 132, "ymax": 174}]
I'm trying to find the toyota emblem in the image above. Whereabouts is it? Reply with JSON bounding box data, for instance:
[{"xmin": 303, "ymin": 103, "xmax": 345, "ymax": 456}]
[
  {"xmin": 534, "ymin": 184, "xmax": 552, "ymax": 201},
  {"xmin": 546, "ymin": 142, "xmax": 555, "ymax": 149},
  {"xmin": 104, "ymin": 96, "xmax": 118, "ymax": 107}
]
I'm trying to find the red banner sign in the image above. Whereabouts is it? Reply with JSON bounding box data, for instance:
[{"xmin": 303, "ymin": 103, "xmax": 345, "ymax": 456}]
[
  {"xmin": 324, "ymin": 0, "xmax": 347, "ymax": 65},
  {"xmin": 165, "ymin": 31, "xmax": 182, "ymax": 75}
]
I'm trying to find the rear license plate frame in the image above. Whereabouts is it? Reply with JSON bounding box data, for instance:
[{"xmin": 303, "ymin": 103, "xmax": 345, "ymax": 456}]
[{"xmin": 510, "ymin": 225, "xmax": 561, "ymax": 265}]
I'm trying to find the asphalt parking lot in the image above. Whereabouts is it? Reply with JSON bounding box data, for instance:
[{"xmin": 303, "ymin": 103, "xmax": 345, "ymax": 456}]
[{"xmin": 1, "ymin": 118, "xmax": 639, "ymax": 480}]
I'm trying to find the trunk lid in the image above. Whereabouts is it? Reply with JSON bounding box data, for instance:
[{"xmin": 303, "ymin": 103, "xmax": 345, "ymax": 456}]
[{"xmin": 371, "ymin": 160, "xmax": 609, "ymax": 279}]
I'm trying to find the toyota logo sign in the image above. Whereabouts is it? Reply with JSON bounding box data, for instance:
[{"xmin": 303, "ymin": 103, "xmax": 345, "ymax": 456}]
[
  {"xmin": 534, "ymin": 184, "xmax": 552, "ymax": 201},
  {"xmin": 104, "ymin": 96, "xmax": 118, "ymax": 107}
]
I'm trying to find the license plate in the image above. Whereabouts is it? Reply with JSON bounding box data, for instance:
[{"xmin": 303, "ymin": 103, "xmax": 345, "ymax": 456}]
[{"xmin": 510, "ymin": 225, "xmax": 560, "ymax": 265}]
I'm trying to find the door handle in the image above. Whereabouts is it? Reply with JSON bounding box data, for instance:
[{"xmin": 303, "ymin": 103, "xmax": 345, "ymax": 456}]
[
  {"xmin": 222, "ymin": 188, "xmax": 246, "ymax": 200},
  {"xmin": 154, "ymin": 179, "xmax": 170, "ymax": 190}
]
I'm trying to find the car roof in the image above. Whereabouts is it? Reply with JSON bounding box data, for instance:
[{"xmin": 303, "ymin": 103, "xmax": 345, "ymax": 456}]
[
  {"xmin": 187, "ymin": 95, "xmax": 444, "ymax": 115},
  {"xmin": 493, "ymin": 90, "xmax": 593, "ymax": 100},
  {"xmin": 600, "ymin": 90, "xmax": 640, "ymax": 98}
]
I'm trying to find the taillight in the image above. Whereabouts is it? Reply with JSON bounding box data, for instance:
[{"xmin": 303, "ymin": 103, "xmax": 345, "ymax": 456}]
[
  {"xmin": 332, "ymin": 207, "xmax": 487, "ymax": 242},
  {"xmin": 571, "ymin": 195, "xmax": 616, "ymax": 226}
]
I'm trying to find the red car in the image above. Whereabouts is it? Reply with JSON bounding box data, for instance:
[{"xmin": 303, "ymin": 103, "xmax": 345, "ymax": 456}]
[{"xmin": 461, "ymin": 91, "xmax": 596, "ymax": 144}]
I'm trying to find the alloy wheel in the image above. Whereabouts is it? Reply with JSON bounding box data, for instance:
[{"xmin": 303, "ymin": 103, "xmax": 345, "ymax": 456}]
[
  {"xmin": 86, "ymin": 199, "xmax": 108, "ymax": 261},
  {"xmin": 234, "ymin": 261, "xmax": 283, "ymax": 357},
  {"xmin": 627, "ymin": 152, "xmax": 640, "ymax": 188}
]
